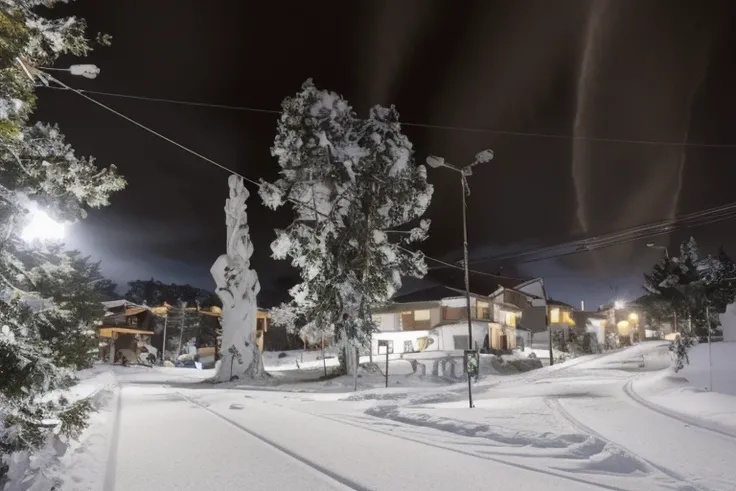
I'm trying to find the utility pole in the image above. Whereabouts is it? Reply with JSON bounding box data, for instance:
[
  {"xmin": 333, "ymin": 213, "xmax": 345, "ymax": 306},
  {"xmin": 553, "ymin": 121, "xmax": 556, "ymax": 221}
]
[
  {"xmin": 161, "ymin": 311, "xmax": 169, "ymax": 365},
  {"xmin": 706, "ymin": 305, "xmax": 713, "ymax": 391},
  {"xmin": 460, "ymin": 172, "xmax": 474, "ymax": 408}
]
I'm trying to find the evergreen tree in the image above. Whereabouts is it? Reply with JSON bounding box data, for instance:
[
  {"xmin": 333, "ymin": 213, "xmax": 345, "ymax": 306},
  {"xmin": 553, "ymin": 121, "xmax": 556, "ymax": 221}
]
[
  {"xmin": 125, "ymin": 278, "xmax": 220, "ymax": 308},
  {"xmin": 643, "ymin": 238, "xmax": 736, "ymax": 369},
  {"xmin": 260, "ymin": 80, "xmax": 432, "ymax": 372},
  {"xmin": 0, "ymin": 1, "xmax": 125, "ymax": 486}
]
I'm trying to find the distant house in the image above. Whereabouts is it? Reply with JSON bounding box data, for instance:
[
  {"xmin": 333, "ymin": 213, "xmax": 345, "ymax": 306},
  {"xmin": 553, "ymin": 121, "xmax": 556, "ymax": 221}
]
[
  {"xmin": 99, "ymin": 300, "xmax": 157, "ymax": 363},
  {"xmin": 372, "ymin": 283, "xmax": 526, "ymax": 354}
]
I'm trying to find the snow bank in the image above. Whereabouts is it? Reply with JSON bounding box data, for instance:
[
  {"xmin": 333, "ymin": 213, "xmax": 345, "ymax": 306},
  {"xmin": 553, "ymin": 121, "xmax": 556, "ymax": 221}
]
[
  {"xmin": 4, "ymin": 366, "xmax": 119, "ymax": 491},
  {"xmin": 679, "ymin": 341, "xmax": 736, "ymax": 395},
  {"xmin": 627, "ymin": 342, "xmax": 736, "ymax": 436}
]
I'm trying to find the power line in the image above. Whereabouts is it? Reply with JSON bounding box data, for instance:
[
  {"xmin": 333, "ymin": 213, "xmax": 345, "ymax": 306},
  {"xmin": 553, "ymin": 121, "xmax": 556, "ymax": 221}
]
[
  {"xmin": 43, "ymin": 75, "xmax": 262, "ymax": 189},
  {"xmin": 42, "ymin": 74, "xmax": 526, "ymax": 282},
  {"xmin": 410, "ymin": 250, "xmax": 529, "ymax": 281},
  {"xmin": 41, "ymin": 84, "xmax": 736, "ymax": 149},
  {"xmin": 468, "ymin": 202, "xmax": 736, "ymax": 265},
  {"xmin": 462, "ymin": 204, "xmax": 736, "ymax": 267}
]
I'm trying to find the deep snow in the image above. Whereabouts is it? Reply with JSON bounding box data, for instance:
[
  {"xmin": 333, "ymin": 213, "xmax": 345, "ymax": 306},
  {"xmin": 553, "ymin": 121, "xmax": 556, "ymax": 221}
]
[{"xmin": 53, "ymin": 342, "xmax": 736, "ymax": 491}]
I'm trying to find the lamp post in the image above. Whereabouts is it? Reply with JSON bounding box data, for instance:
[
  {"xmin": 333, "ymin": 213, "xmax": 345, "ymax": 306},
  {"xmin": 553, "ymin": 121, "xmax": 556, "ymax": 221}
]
[
  {"xmin": 646, "ymin": 243, "xmax": 669, "ymax": 258},
  {"xmin": 426, "ymin": 149, "xmax": 493, "ymax": 409}
]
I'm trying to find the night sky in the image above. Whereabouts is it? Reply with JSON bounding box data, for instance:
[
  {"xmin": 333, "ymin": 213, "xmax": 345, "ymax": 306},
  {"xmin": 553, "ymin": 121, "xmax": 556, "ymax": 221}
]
[{"xmin": 36, "ymin": 0, "xmax": 736, "ymax": 309}]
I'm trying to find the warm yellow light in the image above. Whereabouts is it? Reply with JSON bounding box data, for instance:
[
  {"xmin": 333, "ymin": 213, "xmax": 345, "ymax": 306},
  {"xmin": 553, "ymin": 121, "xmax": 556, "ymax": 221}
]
[
  {"xmin": 629, "ymin": 313, "xmax": 639, "ymax": 321},
  {"xmin": 617, "ymin": 320, "xmax": 630, "ymax": 334},
  {"xmin": 550, "ymin": 308, "xmax": 560, "ymax": 323}
]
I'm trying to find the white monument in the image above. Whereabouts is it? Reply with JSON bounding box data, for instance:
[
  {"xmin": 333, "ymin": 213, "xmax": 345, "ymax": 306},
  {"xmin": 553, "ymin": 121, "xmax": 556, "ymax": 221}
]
[{"xmin": 211, "ymin": 175, "xmax": 263, "ymax": 382}]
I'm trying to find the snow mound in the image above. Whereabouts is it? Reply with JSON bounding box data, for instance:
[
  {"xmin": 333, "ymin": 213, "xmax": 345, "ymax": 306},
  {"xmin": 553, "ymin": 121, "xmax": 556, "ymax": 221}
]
[
  {"xmin": 555, "ymin": 444, "xmax": 652, "ymax": 476},
  {"xmin": 366, "ymin": 406, "xmax": 588, "ymax": 449}
]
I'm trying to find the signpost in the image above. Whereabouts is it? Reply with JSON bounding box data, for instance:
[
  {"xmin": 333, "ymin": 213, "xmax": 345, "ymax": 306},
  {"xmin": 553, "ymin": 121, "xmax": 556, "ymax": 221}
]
[{"xmin": 465, "ymin": 350, "xmax": 479, "ymax": 388}]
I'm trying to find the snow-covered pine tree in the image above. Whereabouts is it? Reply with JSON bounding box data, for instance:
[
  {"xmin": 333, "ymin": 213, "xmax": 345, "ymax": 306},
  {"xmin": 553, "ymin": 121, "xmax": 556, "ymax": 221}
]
[
  {"xmin": 260, "ymin": 80, "xmax": 432, "ymax": 373},
  {"xmin": 0, "ymin": 1, "xmax": 125, "ymax": 486},
  {"xmin": 643, "ymin": 237, "xmax": 736, "ymax": 369}
]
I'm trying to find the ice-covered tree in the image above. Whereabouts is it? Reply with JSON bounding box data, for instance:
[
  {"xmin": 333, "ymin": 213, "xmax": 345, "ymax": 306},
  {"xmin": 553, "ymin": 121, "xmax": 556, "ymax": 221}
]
[
  {"xmin": 261, "ymin": 80, "xmax": 432, "ymax": 372},
  {"xmin": 0, "ymin": 1, "xmax": 124, "ymax": 487}
]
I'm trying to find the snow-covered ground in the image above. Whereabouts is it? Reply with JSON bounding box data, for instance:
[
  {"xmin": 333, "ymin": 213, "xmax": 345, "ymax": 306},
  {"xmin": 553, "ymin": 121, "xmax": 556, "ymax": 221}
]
[{"xmin": 56, "ymin": 341, "xmax": 736, "ymax": 490}]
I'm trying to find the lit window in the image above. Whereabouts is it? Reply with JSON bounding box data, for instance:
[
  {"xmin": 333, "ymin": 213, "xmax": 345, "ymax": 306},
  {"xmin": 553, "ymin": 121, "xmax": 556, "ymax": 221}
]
[
  {"xmin": 550, "ymin": 308, "xmax": 560, "ymax": 323},
  {"xmin": 414, "ymin": 309, "xmax": 430, "ymax": 321},
  {"xmin": 562, "ymin": 311, "xmax": 574, "ymax": 325},
  {"xmin": 504, "ymin": 312, "xmax": 516, "ymax": 327}
]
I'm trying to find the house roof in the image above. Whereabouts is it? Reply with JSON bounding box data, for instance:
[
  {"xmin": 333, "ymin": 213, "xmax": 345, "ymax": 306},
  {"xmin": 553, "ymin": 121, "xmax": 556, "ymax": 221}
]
[
  {"xmin": 392, "ymin": 285, "xmax": 485, "ymax": 303},
  {"xmin": 101, "ymin": 299, "xmax": 142, "ymax": 309},
  {"xmin": 547, "ymin": 299, "xmax": 575, "ymax": 309}
]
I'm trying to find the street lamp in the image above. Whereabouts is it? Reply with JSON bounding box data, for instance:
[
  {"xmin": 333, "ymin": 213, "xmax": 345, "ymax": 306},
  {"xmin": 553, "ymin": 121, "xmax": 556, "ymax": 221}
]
[
  {"xmin": 426, "ymin": 149, "xmax": 493, "ymax": 409},
  {"xmin": 16, "ymin": 58, "xmax": 100, "ymax": 83},
  {"xmin": 646, "ymin": 243, "xmax": 669, "ymax": 258},
  {"xmin": 21, "ymin": 205, "xmax": 66, "ymax": 242}
]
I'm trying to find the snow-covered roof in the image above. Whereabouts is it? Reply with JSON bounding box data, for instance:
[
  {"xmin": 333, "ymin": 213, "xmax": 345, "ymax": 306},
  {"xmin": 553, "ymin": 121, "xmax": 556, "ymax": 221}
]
[{"xmin": 101, "ymin": 299, "xmax": 149, "ymax": 311}]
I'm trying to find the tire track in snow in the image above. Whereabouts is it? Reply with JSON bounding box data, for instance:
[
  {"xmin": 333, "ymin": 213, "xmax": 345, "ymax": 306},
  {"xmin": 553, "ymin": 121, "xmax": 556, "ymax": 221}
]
[
  {"xmin": 545, "ymin": 397, "xmax": 709, "ymax": 491},
  {"xmin": 304, "ymin": 409, "xmax": 633, "ymax": 491},
  {"xmin": 623, "ymin": 380, "xmax": 736, "ymax": 443},
  {"xmin": 102, "ymin": 384, "xmax": 122, "ymax": 491},
  {"xmin": 177, "ymin": 392, "xmax": 368, "ymax": 491}
]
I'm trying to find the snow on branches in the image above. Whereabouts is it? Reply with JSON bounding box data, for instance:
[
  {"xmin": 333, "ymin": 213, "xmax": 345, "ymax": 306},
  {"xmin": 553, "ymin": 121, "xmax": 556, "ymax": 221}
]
[
  {"xmin": 260, "ymin": 80, "xmax": 433, "ymax": 366},
  {"xmin": 642, "ymin": 237, "xmax": 736, "ymax": 339},
  {"xmin": 0, "ymin": 2, "xmax": 123, "ymax": 488}
]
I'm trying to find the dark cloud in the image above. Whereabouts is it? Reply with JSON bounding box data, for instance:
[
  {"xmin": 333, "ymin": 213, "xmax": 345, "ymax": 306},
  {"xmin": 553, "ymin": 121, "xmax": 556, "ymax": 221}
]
[{"xmin": 35, "ymin": 0, "xmax": 736, "ymax": 307}]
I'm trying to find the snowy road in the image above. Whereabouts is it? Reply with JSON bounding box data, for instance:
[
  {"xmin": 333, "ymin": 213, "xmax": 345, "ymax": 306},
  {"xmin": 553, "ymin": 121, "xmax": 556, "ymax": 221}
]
[
  {"xmin": 69, "ymin": 343, "xmax": 736, "ymax": 491},
  {"xmin": 106, "ymin": 385, "xmax": 348, "ymax": 491},
  {"xmin": 105, "ymin": 384, "xmax": 603, "ymax": 491}
]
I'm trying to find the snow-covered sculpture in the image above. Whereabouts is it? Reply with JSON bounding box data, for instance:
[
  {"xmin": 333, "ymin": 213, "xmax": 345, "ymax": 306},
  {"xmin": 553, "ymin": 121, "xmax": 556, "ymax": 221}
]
[{"xmin": 211, "ymin": 175, "xmax": 263, "ymax": 382}]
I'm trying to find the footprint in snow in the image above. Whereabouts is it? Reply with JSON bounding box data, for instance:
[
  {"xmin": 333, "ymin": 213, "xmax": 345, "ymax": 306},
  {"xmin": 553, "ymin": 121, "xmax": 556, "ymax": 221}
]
[{"xmin": 230, "ymin": 403, "xmax": 244, "ymax": 410}]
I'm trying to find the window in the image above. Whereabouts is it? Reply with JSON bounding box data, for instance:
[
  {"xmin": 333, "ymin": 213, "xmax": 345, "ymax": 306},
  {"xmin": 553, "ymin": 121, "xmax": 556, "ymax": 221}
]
[
  {"xmin": 400, "ymin": 312, "xmax": 412, "ymax": 329},
  {"xmin": 504, "ymin": 312, "xmax": 516, "ymax": 327},
  {"xmin": 414, "ymin": 309, "xmax": 430, "ymax": 321},
  {"xmin": 127, "ymin": 316, "xmax": 138, "ymax": 327},
  {"xmin": 453, "ymin": 335, "xmax": 469, "ymax": 350},
  {"xmin": 477, "ymin": 301, "xmax": 490, "ymax": 320},
  {"xmin": 550, "ymin": 308, "xmax": 560, "ymax": 324},
  {"xmin": 377, "ymin": 340, "xmax": 393, "ymax": 354},
  {"xmin": 562, "ymin": 311, "xmax": 574, "ymax": 325},
  {"xmin": 403, "ymin": 340, "xmax": 414, "ymax": 353}
]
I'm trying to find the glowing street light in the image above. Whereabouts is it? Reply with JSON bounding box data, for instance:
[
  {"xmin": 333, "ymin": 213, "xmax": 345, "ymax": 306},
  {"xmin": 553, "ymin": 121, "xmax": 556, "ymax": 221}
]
[
  {"xmin": 21, "ymin": 206, "xmax": 65, "ymax": 242},
  {"xmin": 629, "ymin": 312, "xmax": 639, "ymax": 322}
]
